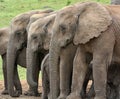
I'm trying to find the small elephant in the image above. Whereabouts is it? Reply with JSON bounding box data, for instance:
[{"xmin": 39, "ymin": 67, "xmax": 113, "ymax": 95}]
[
  {"xmin": 49, "ymin": 2, "xmax": 120, "ymax": 99},
  {"xmin": 26, "ymin": 12, "xmax": 56, "ymax": 95},
  {"xmin": 7, "ymin": 9, "xmax": 53, "ymax": 97}
]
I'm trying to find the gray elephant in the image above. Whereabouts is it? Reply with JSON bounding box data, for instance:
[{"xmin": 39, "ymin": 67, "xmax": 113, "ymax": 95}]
[
  {"xmin": 26, "ymin": 13, "xmax": 56, "ymax": 98},
  {"xmin": 0, "ymin": 27, "xmax": 26, "ymax": 95},
  {"xmin": 7, "ymin": 9, "xmax": 53, "ymax": 97},
  {"xmin": 111, "ymin": 0, "xmax": 120, "ymax": 4},
  {"xmin": 0, "ymin": 27, "xmax": 10, "ymax": 94},
  {"xmin": 49, "ymin": 2, "xmax": 120, "ymax": 99}
]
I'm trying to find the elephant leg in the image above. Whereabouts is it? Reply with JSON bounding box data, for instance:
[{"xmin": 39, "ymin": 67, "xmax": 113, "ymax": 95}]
[
  {"xmin": 41, "ymin": 64, "xmax": 49, "ymax": 99},
  {"xmin": 85, "ymin": 64, "xmax": 95, "ymax": 99},
  {"xmin": 116, "ymin": 85, "xmax": 120, "ymax": 99},
  {"xmin": 24, "ymin": 68, "xmax": 40, "ymax": 96},
  {"xmin": 25, "ymin": 53, "xmax": 43, "ymax": 96},
  {"xmin": 92, "ymin": 52, "xmax": 112, "ymax": 99},
  {"xmin": 86, "ymin": 81, "xmax": 95, "ymax": 99},
  {"xmin": 81, "ymin": 63, "xmax": 93, "ymax": 98},
  {"xmin": 1, "ymin": 54, "xmax": 9, "ymax": 95},
  {"xmin": 14, "ymin": 65, "xmax": 22, "ymax": 95},
  {"xmin": 58, "ymin": 44, "xmax": 77, "ymax": 99},
  {"xmin": 92, "ymin": 29, "xmax": 114, "ymax": 99},
  {"xmin": 67, "ymin": 47, "xmax": 88, "ymax": 99}
]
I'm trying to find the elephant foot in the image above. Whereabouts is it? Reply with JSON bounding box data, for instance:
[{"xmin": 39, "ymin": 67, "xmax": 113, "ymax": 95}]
[
  {"xmin": 24, "ymin": 90, "xmax": 41, "ymax": 96},
  {"xmin": 1, "ymin": 89, "xmax": 9, "ymax": 95},
  {"xmin": 66, "ymin": 93, "xmax": 81, "ymax": 99},
  {"xmin": 86, "ymin": 91, "xmax": 95, "ymax": 99},
  {"xmin": 16, "ymin": 89, "xmax": 22, "ymax": 95},
  {"xmin": 9, "ymin": 91, "xmax": 21, "ymax": 97},
  {"xmin": 57, "ymin": 94, "xmax": 67, "ymax": 99},
  {"xmin": 80, "ymin": 90, "xmax": 86, "ymax": 98},
  {"xmin": 94, "ymin": 96, "xmax": 106, "ymax": 99}
]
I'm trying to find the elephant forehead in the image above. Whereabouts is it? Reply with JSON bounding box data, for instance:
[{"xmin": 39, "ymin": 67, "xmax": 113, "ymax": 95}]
[
  {"xmin": 58, "ymin": 6, "xmax": 75, "ymax": 17},
  {"xmin": 29, "ymin": 22, "xmax": 44, "ymax": 34}
]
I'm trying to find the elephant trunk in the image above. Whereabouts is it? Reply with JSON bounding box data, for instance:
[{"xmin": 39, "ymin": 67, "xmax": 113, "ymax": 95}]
[
  {"xmin": 49, "ymin": 39, "xmax": 60, "ymax": 99},
  {"xmin": 7, "ymin": 40, "xmax": 18, "ymax": 97},
  {"xmin": 26, "ymin": 46, "xmax": 38, "ymax": 89}
]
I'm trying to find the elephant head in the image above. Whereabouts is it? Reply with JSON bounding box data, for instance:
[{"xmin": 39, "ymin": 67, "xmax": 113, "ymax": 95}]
[
  {"xmin": 49, "ymin": 2, "xmax": 112, "ymax": 99},
  {"xmin": 27, "ymin": 13, "xmax": 56, "ymax": 89},
  {"xmin": 7, "ymin": 9, "xmax": 53, "ymax": 97}
]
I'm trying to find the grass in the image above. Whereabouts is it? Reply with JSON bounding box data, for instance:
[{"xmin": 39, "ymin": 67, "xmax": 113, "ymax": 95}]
[{"xmin": 0, "ymin": 0, "xmax": 110, "ymax": 80}]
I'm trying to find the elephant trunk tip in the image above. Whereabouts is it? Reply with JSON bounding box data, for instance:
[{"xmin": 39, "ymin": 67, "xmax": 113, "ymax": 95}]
[{"xmin": 27, "ymin": 76, "xmax": 38, "ymax": 88}]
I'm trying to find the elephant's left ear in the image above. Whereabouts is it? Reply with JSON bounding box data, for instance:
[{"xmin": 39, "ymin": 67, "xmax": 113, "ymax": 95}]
[{"xmin": 73, "ymin": 2, "xmax": 112, "ymax": 45}]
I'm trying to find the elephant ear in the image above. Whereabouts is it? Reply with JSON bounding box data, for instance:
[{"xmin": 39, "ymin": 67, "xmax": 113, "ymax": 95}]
[{"xmin": 73, "ymin": 2, "xmax": 112, "ymax": 45}]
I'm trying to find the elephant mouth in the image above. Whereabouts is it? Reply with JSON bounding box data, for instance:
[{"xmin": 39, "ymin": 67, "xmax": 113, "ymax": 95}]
[{"xmin": 38, "ymin": 47, "xmax": 48, "ymax": 54}]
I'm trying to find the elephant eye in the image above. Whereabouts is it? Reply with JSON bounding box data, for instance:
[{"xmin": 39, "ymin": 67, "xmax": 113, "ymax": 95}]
[
  {"xmin": 60, "ymin": 25, "xmax": 66, "ymax": 34},
  {"xmin": 16, "ymin": 31, "xmax": 21, "ymax": 36},
  {"xmin": 32, "ymin": 35, "xmax": 38, "ymax": 40}
]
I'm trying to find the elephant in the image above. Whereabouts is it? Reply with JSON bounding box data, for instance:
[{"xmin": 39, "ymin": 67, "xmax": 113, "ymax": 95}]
[
  {"xmin": 0, "ymin": 27, "xmax": 10, "ymax": 94},
  {"xmin": 49, "ymin": 2, "xmax": 120, "ymax": 99},
  {"xmin": 26, "ymin": 13, "xmax": 56, "ymax": 98},
  {"xmin": 7, "ymin": 9, "xmax": 53, "ymax": 97},
  {"xmin": 111, "ymin": 0, "xmax": 120, "ymax": 4}
]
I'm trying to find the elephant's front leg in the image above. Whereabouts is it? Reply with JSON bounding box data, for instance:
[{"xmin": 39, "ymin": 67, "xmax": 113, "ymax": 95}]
[
  {"xmin": 58, "ymin": 44, "xmax": 77, "ymax": 99},
  {"xmin": 67, "ymin": 47, "xmax": 88, "ymax": 99},
  {"xmin": 92, "ymin": 31, "xmax": 114, "ymax": 99},
  {"xmin": 1, "ymin": 54, "xmax": 9, "ymax": 95},
  {"xmin": 92, "ymin": 56, "xmax": 108, "ymax": 99},
  {"xmin": 14, "ymin": 65, "xmax": 22, "ymax": 95},
  {"xmin": 25, "ymin": 67, "xmax": 40, "ymax": 96}
]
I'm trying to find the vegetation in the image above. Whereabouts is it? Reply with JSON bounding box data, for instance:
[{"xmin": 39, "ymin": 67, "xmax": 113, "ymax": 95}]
[{"xmin": 0, "ymin": 0, "xmax": 110, "ymax": 79}]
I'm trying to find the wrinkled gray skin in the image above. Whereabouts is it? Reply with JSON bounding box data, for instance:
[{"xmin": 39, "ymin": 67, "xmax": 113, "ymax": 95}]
[
  {"xmin": 7, "ymin": 9, "xmax": 53, "ymax": 97},
  {"xmin": 111, "ymin": 0, "xmax": 120, "ymax": 4},
  {"xmin": 26, "ymin": 13, "xmax": 56, "ymax": 97},
  {"xmin": 49, "ymin": 2, "xmax": 120, "ymax": 99}
]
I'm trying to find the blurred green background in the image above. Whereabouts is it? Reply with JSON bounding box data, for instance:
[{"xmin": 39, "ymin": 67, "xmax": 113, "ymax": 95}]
[{"xmin": 0, "ymin": 0, "xmax": 110, "ymax": 80}]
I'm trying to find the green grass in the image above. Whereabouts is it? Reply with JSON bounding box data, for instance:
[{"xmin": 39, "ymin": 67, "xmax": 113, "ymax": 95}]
[{"xmin": 0, "ymin": 0, "xmax": 110, "ymax": 80}]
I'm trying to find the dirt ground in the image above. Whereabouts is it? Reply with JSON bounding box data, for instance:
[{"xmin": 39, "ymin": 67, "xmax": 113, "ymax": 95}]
[{"xmin": 0, "ymin": 80, "xmax": 42, "ymax": 99}]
